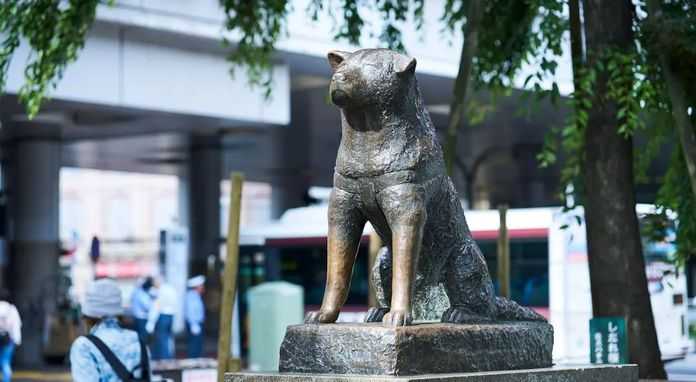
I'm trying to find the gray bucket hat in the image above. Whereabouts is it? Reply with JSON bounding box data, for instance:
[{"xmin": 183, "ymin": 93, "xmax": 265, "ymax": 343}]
[{"xmin": 82, "ymin": 278, "xmax": 123, "ymax": 318}]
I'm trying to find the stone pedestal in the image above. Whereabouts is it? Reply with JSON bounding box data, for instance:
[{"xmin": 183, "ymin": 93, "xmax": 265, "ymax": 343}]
[
  {"xmin": 226, "ymin": 365, "xmax": 639, "ymax": 382},
  {"xmin": 279, "ymin": 322, "xmax": 553, "ymax": 376}
]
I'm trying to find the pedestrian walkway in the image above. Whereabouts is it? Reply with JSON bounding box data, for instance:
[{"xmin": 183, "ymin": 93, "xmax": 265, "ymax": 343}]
[
  {"xmin": 666, "ymin": 353, "xmax": 696, "ymax": 381},
  {"xmin": 14, "ymin": 370, "xmax": 71, "ymax": 381}
]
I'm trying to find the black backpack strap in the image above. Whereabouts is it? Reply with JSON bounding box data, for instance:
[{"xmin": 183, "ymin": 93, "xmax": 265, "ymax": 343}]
[{"xmin": 85, "ymin": 334, "xmax": 134, "ymax": 381}]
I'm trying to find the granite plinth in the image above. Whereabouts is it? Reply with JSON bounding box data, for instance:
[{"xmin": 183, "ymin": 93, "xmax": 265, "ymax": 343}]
[
  {"xmin": 226, "ymin": 365, "xmax": 639, "ymax": 382},
  {"xmin": 278, "ymin": 322, "xmax": 553, "ymax": 376}
]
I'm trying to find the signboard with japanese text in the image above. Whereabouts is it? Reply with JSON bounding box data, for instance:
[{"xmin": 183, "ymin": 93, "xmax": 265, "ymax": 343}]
[{"xmin": 590, "ymin": 317, "xmax": 628, "ymax": 364}]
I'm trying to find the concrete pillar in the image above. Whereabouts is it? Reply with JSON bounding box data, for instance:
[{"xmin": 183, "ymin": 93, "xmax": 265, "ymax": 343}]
[
  {"xmin": 270, "ymin": 178, "xmax": 308, "ymax": 219},
  {"xmin": 268, "ymin": 121, "xmax": 311, "ymax": 219},
  {"xmin": 7, "ymin": 138, "xmax": 61, "ymax": 366},
  {"xmin": 186, "ymin": 136, "xmax": 222, "ymax": 277}
]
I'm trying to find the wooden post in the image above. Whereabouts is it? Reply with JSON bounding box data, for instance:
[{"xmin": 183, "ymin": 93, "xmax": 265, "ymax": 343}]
[
  {"xmin": 497, "ymin": 205, "xmax": 510, "ymax": 299},
  {"xmin": 367, "ymin": 229, "xmax": 382, "ymax": 308},
  {"xmin": 217, "ymin": 172, "xmax": 243, "ymax": 382}
]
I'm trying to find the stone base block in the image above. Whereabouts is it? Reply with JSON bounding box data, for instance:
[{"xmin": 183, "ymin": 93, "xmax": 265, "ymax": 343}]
[
  {"xmin": 278, "ymin": 322, "xmax": 553, "ymax": 376},
  {"xmin": 226, "ymin": 365, "xmax": 638, "ymax": 382}
]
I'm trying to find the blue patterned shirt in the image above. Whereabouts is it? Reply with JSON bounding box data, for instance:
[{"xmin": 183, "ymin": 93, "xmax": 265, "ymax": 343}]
[{"xmin": 70, "ymin": 317, "xmax": 150, "ymax": 382}]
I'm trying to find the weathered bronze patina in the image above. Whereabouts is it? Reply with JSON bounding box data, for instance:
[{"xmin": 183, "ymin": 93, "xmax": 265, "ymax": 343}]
[
  {"xmin": 280, "ymin": 322, "xmax": 553, "ymax": 375},
  {"xmin": 305, "ymin": 48, "xmax": 543, "ymax": 327}
]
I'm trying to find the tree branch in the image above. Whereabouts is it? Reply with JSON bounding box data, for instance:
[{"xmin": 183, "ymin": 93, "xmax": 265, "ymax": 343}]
[
  {"xmin": 646, "ymin": 0, "xmax": 696, "ymax": 199},
  {"xmin": 444, "ymin": 0, "xmax": 482, "ymax": 176}
]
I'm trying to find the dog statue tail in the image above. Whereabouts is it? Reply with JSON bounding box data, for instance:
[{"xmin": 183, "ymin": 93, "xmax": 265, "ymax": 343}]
[{"xmin": 495, "ymin": 296, "xmax": 547, "ymax": 321}]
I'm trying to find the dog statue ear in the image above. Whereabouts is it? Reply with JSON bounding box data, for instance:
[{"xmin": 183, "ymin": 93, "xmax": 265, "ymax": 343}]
[
  {"xmin": 328, "ymin": 51, "xmax": 350, "ymax": 71},
  {"xmin": 397, "ymin": 57, "xmax": 417, "ymax": 76}
]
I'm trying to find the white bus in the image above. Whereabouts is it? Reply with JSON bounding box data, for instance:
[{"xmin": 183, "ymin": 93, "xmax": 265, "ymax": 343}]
[{"xmin": 240, "ymin": 204, "xmax": 690, "ymax": 362}]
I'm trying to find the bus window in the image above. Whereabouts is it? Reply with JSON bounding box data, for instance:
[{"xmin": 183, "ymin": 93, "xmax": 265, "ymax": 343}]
[
  {"xmin": 274, "ymin": 245, "xmax": 370, "ymax": 306},
  {"xmin": 478, "ymin": 239, "xmax": 549, "ymax": 307}
]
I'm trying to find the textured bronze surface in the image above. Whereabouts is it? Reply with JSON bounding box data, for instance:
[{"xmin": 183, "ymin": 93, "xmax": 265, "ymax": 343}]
[
  {"xmin": 278, "ymin": 322, "xmax": 553, "ymax": 376},
  {"xmin": 304, "ymin": 48, "xmax": 544, "ymax": 326}
]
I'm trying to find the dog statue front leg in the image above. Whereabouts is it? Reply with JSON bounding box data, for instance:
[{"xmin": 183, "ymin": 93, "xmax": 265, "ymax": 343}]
[
  {"xmin": 305, "ymin": 188, "xmax": 365, "ymax": 324},
  {"xmin": 378, "ymin": 184, "xmax": 426, "ymax": 327}
]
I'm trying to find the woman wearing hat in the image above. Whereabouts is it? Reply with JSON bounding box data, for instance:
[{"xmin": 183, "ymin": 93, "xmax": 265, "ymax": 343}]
[{"xmin": 70, "ymin": 278, "xmax": 151, "ymax": 381}]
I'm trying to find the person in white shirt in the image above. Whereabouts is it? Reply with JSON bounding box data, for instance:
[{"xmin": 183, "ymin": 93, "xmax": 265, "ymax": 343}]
[
  {"xmin": 130, "ymin": 277, "xmax": 155, "ymax": 342},
  {"xmin": 0, "ymin": 290, "xmax": 20, "ymax": 382},
  {"xmin": 184, "ymin": 276, "xmax": 206, "ymax": 358},
  {"xmin": 145, "ymin": 280, "xmax": 178, "ymax": 359}
]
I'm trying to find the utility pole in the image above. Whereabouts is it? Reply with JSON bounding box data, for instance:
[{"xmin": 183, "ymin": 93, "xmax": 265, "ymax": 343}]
[
  {"xmin": 497, "ymin": 205, "xmax": 510, "ymax": 298},
  {"xmin": 217, "ymin": 172, "xmax": 243, "ymax": 382}
]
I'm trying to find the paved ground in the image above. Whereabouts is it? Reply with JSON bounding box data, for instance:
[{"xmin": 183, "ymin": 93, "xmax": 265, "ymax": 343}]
[
  {"xmin": 666, "ymin": 354, "xmax": 696, "ymax": 381},
  {"xmin": 9, "ymin": 356, "xmax": 696, "ymax": 381},
  {"xmin": 14, "ymin": 370, "xmax": 71, "ymax": 381}
]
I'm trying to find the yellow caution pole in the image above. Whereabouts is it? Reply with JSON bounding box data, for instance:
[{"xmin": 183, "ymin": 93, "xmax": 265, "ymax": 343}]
[
  {"xmin": 497, "ymin": 204, "xmax": 510, "ymax": 299},
  {"xmin": 217, "ymin": 172, "xmax": 244, "ymax": 382}
]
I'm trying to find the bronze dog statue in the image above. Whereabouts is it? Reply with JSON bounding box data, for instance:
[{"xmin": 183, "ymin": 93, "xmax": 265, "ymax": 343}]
[{"xmin": 305, "ymin": 49, "xmax": 544, "ymax": 326}]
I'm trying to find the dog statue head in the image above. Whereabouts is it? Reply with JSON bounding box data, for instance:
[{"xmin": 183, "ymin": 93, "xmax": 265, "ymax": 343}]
[{"xmin": 327, "ymin": 49, "xmax": 417, "ymax": 110}]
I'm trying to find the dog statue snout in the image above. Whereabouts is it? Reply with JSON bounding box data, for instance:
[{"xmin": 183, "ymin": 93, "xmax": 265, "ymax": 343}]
[{"xmin": 332, "ymin": 72, "xmax": 346, "ymax": 83}]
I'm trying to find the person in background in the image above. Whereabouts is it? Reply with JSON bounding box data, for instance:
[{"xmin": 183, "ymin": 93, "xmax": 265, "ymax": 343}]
[
  {"xmin": 146, "ymin": 280, "xmax": 178, "ymax": 360},
  {"xmin": 70, "ymin": 278, "xmax": 150, "ymax": 381},
  {"xmin": 89, "ymin": 235, "xmax": 101, "ymax": 264},
  {"xmin": 184, "ymin": 275, "xmax": 206, "ymax": 358},
  {"xmin": 130, "ymin": 277, "xmax": 155, "ymax": 342},
  {"xmin": 0, "ymin": 290, "xmax": 20, "ymax": 382}
]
